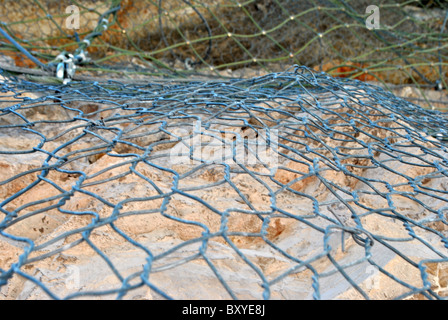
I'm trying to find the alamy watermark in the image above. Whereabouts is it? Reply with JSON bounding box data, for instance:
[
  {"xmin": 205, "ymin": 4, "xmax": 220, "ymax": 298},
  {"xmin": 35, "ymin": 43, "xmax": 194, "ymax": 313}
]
[
  {"xmin": 65, "ymin": 5, "xmax": 80, "ymax": 30},
  {"xmin": 366, "ymin": 5, "xmax": 380, "ymax": 30},
  {"xmin": 169, "ymin": 120, "xmax": 279, "ymax": 169},
  {"xmin": 64, "ymin": 4, "xmax": 381, "ymax": 31},
  {"xmin": 64, "ymin": 265, "xmax": 80, "ymax": 290},
  {"xmin": 365, "ymin": 265, "xmax": 381, "ymax": 290}
]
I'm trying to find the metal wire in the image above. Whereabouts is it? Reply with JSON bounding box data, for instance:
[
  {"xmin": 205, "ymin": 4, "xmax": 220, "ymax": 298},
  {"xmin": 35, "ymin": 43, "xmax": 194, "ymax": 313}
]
[{"xmin": 0, "ymin": 65, "xmax": 447, "ymax": 299}]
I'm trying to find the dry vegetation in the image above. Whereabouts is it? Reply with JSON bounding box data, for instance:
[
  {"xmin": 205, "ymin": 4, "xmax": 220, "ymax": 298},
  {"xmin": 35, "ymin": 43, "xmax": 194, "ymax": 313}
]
[{"xmin": 0, "ymin": 0, "xmax": 447, "ymax": 87}]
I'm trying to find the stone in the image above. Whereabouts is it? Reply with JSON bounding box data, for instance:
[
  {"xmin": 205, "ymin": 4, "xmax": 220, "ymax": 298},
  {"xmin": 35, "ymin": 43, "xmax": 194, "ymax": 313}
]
[{"xmin": 1, "ymin": 80, "xmax": 447, "ymax": 300}]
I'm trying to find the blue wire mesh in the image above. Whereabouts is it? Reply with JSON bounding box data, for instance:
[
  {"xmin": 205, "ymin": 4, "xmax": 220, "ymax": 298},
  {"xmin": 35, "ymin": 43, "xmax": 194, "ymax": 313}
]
[{"xmin": 0, "ymin": 65, "xmax": 447, "ymax": 300}]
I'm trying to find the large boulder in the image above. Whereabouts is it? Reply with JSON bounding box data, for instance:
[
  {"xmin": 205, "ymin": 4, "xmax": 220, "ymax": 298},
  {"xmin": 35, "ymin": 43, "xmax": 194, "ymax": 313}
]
[{"xmin": 1, "ymin": 72, "xmax": 447, "ymax": 300}]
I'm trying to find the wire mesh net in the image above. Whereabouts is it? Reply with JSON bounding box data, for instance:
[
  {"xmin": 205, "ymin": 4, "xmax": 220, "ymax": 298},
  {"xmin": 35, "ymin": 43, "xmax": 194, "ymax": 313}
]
[
  {"xmin": 0, "ymin": 65, "xmax": 447, "ymax": 300},
  {"xmin": 0, "ymin": 0, "xmax": 448, "ymax": 300}
]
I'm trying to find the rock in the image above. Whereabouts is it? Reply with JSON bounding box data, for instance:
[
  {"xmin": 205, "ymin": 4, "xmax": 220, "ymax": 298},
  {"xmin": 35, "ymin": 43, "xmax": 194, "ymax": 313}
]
[{"xmin": 1, "ymin": 76, "xmax": 447, "ymax": 300}]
